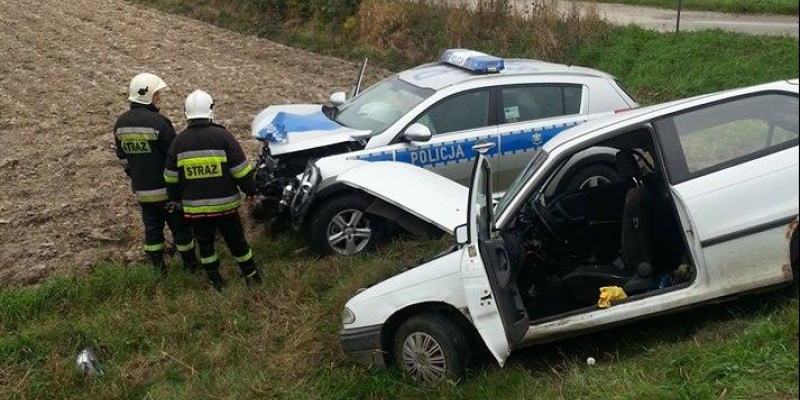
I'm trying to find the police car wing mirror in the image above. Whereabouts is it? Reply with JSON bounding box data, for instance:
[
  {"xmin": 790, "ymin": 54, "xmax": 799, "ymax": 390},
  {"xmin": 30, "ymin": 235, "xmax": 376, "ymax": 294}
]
[
  {"xmin": 455, "ymin": 224, "xmax": 469, "ymax": 246},
  {"xmin": 404, "ymin": 123, "xmax": 433, "ymax": 143},
  {"xmin": 330, "ymin": 92, "xmax": 347, "ymax": 107}
]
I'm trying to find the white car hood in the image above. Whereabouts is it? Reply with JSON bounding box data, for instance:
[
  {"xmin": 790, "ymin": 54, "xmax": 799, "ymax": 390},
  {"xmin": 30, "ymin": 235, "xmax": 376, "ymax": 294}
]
[
  {"xmin": 251, "ymin": 104, "xmax": 371, "ymax": 156},
  {"xmin": 336, "ymin": 162, "xmax": 468, "ymax": 233}
]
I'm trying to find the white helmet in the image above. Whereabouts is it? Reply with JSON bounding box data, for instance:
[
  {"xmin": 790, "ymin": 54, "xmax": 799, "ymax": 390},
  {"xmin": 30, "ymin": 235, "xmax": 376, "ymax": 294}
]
[
  {"xmin": 184, "ymin": 90, "xmax": 215, "ymax": 120},
  {"xmin": 129, "ymin": 73, "xmax": 167, "ymax": 105}
]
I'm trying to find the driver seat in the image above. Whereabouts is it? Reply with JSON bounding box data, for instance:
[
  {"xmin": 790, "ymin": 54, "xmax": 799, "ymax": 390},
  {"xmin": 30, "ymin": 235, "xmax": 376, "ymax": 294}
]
[{"xmin": 560, "ymin": 150, "xmax": 656, "ymax": 306}]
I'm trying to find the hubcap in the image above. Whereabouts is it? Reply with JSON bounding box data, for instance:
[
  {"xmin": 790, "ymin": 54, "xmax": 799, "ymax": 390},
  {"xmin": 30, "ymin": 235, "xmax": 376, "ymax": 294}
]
[
  {"xmin": 579, "ymin": 175, "xmax": 612, "ymax": 190},
  {"xmin": 327, "ymin": 209, "xmax": 372, "ymax": 255},
  {"xmin": 402, "ymin": 332, "xmax": 447, "ymax": 384}
]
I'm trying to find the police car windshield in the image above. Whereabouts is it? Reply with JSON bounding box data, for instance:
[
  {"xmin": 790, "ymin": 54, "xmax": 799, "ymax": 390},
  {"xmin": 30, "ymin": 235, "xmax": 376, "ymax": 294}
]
[
  {"xmin": 336, "ymin": 77, "xmax": 434, "ymax": 133},
  {"xmin": 495, "ymin": 150, "xmax": 548, "ymax": 217}
]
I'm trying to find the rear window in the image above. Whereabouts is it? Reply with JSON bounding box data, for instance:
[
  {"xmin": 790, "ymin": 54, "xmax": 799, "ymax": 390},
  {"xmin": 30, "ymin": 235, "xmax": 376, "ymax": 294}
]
[
  {"xmin": 615, "ymin": 80, "xmax": 637, "ymax": 103},
  {"xmin": 500, "ymin": 85, "xmax": 582, "ymax": 125}
]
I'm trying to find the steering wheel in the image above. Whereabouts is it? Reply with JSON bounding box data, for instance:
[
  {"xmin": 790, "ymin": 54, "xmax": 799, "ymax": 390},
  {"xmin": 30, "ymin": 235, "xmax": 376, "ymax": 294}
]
[{"xmin": 531, "ymin": 199, "xmax": 568, "ymax": 245}]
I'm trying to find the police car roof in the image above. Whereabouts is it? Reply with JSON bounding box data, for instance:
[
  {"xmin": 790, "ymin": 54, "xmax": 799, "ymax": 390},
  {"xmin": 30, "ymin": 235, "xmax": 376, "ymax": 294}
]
[{"xmin": 398, "ymin": 59, "xmax": 615, "ymax": 91}]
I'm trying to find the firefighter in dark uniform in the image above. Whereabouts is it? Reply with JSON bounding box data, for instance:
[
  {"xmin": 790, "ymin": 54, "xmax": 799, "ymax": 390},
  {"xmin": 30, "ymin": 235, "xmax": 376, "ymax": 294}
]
[
  {"xmin": 114, "ymin": 73, "xmax": 198, "ymax": 273},
  {"xmin": 164, "ymin": 90, "xmax": 263, "ymax": 291}
]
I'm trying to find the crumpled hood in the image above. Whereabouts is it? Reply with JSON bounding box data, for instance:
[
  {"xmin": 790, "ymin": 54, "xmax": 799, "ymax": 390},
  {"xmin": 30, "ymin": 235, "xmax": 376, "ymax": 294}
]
[
  {"xmin": 251, "ymin": 105, "xmax": 371, "ymax": 156},
  {"xmin": 336, "ymin": 162, "xmax": 468, "ymax": 233}
]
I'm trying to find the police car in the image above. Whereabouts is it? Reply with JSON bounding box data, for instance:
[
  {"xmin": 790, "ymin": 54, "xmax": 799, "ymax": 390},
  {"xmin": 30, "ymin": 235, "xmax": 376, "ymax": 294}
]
[
  {"xmin": 338, "ymin": 79, "xmax": 799, "ymax": 383},
  {"xmin": 251, "ymin": 50, "xmax": 637, "ymax": 256}
]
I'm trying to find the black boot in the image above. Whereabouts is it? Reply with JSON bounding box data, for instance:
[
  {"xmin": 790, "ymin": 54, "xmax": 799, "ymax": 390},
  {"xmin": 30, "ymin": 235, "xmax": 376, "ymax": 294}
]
[
  {"xmin": 148, "ymin": 252, "xmax": 168, "ymax": 276},
  {"xmin": 240, "ymin": 262, "xmax": 263, "ymax": 287},
  {"xmin": 245, "ymin": 269, "xmax": 263, "ymax": 287},
  {"xmin": 180, "ymin": 251, "xmax": 199, "ymax": 273},
  {"xmin": 206, "ymin": 269, "xmax": 225, "ymax": 292}
]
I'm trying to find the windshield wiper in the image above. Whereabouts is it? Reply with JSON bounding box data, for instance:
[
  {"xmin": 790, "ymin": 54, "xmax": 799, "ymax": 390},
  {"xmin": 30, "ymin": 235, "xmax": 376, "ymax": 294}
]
[{"xmin": 322, "ymin": 104, "xmax": 341, "ymax": 123}]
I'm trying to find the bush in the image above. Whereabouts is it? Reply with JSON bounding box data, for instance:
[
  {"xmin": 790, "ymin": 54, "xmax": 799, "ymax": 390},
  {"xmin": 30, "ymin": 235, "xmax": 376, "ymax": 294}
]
[{"xmin": 356, "ymin": 0, "xmax": 609, "ymax": 67}]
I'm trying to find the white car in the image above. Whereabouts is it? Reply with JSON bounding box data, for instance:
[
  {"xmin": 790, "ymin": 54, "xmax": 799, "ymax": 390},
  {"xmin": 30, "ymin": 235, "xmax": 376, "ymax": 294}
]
[
  {"xmin": 250, "ymin": 50, "xmax": 637, "ymax": 256},
  {"xmin": 338, "ymin": 79, "xmax": 799, "ymax": 383}
]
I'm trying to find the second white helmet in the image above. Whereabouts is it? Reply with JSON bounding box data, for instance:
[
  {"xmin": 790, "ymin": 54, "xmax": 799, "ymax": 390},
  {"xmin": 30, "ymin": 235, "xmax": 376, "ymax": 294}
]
[
  {"xmin": 185, "ymin": 90, "xmax": 215, "ymax": 120},
  {"xmin": 129, "ymin": 73, "xmax": 167, "ymax": 105}
]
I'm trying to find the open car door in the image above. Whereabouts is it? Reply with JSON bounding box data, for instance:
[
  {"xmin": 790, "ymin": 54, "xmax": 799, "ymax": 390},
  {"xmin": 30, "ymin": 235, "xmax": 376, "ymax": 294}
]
[{"xmin": 460, "ymin": 144, "xmax": 530, "ymax": 366}]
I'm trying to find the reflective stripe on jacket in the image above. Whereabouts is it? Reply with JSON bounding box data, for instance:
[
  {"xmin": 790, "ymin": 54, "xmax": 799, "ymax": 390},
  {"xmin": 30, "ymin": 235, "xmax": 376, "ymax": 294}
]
[
  {"xmin": 113, "ymin": 103, "xmax": 177, "ymax": 203},
  {"xmin": 165, "ymin": 120, "xmax": 256, "ymax": 217}
]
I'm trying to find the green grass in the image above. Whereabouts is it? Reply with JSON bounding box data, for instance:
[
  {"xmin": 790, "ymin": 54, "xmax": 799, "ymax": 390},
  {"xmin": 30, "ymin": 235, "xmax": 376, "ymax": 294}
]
[
  {"xmin": 585, "ymin": 0, "xmax": 799, "ymax": 15},
  {"xmin": 1, "ymin": 236, "xmax": 798, "ymax": 399},
  {"xmin": 571, "ymin": 27, "xmax": 800, "ymax": 104}
]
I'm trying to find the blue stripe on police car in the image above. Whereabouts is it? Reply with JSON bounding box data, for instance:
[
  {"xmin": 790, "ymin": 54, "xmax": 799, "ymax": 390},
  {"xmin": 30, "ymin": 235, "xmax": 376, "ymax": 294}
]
[{"xmin": 351, "ymin": 121, "xmax": 584, "ymax": 168}]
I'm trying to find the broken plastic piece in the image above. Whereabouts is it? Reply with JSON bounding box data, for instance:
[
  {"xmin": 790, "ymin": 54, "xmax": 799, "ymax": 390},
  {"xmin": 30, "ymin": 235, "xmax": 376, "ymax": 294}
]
[
  {"xmin": 598, "ymin": 286, "xmax": 628, "ymax": 309},
  {"xmin": 76, "ymin": 348, "xmax": 103, "ymax": 377}
]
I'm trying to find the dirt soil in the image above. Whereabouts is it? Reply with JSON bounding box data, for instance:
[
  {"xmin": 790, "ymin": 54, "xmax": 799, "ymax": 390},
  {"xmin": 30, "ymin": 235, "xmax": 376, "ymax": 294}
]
[{"xmin": 0, "ymin": 0, "xmax": 382, "ymax": 285}]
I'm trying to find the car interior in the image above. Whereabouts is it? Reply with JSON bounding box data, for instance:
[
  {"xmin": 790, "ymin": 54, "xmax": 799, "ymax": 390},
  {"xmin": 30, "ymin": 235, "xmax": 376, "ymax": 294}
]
[{"xmin": 501, "ymin": 127, "xmax": 697, "ymax": 322}]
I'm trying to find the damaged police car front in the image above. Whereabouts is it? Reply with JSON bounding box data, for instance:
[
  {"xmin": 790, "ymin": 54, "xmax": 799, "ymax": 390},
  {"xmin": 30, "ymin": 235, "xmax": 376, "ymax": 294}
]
[{"xmin": 251, "ymin": 50, "xmax": 638, "ymax": 255}]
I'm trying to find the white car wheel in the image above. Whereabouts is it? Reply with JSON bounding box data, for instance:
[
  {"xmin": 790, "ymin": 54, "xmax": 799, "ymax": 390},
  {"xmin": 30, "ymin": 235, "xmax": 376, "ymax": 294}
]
[
  {"xmin": 393, "ymin": 314, "xmax": 471, "ymax": 385},
  {"xmin": 402, "ymin": 332, "xmax": 448, "ymax": 383}
]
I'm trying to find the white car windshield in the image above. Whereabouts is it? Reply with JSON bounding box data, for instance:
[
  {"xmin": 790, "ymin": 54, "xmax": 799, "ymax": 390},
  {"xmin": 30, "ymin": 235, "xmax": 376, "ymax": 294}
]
[
  {"xmin": 495, "ymin": 150, "xmax": 548, "ymax": 217},
  {"xmin": 336, "ymin": 77, "xmax": 434, "ymax": 133}
]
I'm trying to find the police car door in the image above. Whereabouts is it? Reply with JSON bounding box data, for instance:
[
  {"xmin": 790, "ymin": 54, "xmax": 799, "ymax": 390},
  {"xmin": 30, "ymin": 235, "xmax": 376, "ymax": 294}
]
[
  {"xmin": 461, "ymin": 146, "xmax": 530, "ymax": 366},
  {"xmin": 495, "ymin": 84, "xmax": 587, "ymax": 190},
  {"xmin": 395, "ymin": 88, "xmax": 500, "ymax": 187}
]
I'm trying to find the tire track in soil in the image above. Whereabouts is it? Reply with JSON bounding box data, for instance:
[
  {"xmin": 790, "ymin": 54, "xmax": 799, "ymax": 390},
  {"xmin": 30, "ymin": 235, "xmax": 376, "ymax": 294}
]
[{"xmin": 0, "ymin": 0, "xmax": 385, "ymax": 285}]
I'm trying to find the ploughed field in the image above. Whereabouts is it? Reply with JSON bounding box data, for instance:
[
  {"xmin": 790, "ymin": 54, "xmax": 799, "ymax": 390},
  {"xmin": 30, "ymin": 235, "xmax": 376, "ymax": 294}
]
[{"xmin": 0, "ymin": 0, "xmax": 383, "ymax": 285}]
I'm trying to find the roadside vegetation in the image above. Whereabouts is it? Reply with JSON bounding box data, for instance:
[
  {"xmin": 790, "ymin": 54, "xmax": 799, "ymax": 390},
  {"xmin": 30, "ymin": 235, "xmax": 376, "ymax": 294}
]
[
  {"xmin": 127, "ymin": 0, "xmax": 799, "ymax": 105},
  {"xmin": 586, "ymin": 0, "xmax": 799, "ymax": 16},
  {"xmin": 1, "ymin": 237, "xmax": 798, "ymax": 399},
  {"xmin": 1, "ymin": 0, "xmax": 798, "ymax": 398}
]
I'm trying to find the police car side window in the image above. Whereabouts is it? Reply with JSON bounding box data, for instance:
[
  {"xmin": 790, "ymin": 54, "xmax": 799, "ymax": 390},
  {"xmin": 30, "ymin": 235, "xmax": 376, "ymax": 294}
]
[
  {"xmin": 415, "ymin": 90, "xmax": 491, "ymax": 135},
  {"xmin": 501, "ymin": 85, "xmax": 582, "ymax": 124}
]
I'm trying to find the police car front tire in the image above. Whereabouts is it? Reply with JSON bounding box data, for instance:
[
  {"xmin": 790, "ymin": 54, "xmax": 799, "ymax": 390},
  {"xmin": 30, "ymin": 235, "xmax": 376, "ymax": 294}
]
[{"xmin": 307, "ymin": 194, "xmax": 385, "ymax": 256}]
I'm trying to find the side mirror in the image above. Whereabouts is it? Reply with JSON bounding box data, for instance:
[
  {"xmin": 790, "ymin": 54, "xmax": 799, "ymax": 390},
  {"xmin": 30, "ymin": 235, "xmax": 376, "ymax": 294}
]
[
  {"xmin": 455, "ymin": 224, "xmax": 469, "ymax": 245},
  {"xmin": 404, "ymin": 123, "xmax": 433, "ymax": 143},
  {"xmin": 330, "ymin": 92, "xmax": 347, "ymax": 107}
]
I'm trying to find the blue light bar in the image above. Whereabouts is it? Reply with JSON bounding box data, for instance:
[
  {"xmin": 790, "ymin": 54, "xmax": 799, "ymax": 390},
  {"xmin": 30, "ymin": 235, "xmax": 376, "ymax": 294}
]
[{"xmin": 441, "ymin": 49, "xmax": 505, "ymax": 74}]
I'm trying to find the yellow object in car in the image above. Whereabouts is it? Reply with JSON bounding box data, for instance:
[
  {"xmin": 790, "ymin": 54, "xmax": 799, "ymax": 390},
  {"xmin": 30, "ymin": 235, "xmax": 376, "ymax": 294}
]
[{"xmin": 598, "ymin": 287, "xmax": 628, "ymax": 309}]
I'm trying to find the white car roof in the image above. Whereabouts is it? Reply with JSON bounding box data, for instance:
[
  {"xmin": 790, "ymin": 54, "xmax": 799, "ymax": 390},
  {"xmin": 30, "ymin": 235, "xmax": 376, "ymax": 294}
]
[{"xmin": 398, "ymin": 59, "xmax": 617, "ymax": 91}]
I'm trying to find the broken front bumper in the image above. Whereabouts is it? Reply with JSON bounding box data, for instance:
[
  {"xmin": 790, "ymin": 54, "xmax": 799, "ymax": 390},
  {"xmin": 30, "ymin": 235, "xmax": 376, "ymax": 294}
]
[
  {"xmin": 254, "ymin": 155, "xmax": 321, "ymax": 228},
  {"xmin": 287, "ymin": 163, "xmax": 321, "ymax": 228}
]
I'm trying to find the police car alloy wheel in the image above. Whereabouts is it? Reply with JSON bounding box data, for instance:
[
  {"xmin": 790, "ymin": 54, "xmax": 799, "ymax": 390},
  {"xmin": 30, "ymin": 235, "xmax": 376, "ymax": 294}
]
[
  {"xmin": 327, "ymin": 209, "xmax": 372, "ymax": 255},
  {"xmin": 307, "ymin": 194, "xmax": 384, "ymax": 256}
]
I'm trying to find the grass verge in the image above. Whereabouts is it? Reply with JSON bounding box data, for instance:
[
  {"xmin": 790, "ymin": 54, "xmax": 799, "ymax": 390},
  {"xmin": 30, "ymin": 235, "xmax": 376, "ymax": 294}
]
[{"xmin": 1, "ymin": 237, "xmax": 798, "ymax": 399}]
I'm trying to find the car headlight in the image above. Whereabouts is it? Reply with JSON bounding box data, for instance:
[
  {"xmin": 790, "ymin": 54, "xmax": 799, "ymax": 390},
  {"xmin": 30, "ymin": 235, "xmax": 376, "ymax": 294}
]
[{"xmin": 342, "ymin": 307, "xmax": 356, "ymax": 325}]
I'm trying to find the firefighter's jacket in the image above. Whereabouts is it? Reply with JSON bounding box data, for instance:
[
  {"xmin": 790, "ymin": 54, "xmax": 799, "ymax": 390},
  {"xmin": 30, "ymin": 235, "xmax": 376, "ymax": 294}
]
[
  {"xmin": 164, "ymin": 120, "xmax": 256, "ymax": 218},
  {"xmin": 114, "ymin": 103, "xmax": 177, "ymax": 203}
]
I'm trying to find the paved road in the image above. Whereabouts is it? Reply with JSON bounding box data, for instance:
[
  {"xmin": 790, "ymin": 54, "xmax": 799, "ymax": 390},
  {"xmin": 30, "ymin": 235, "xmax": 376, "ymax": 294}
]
[
  {"xmin": 579, "ymin": 2, "xmax": 799, "ymax": 37},
  {"xmin": 486, "ymin": 0, "xmax": 799, "ymax": 37}
]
